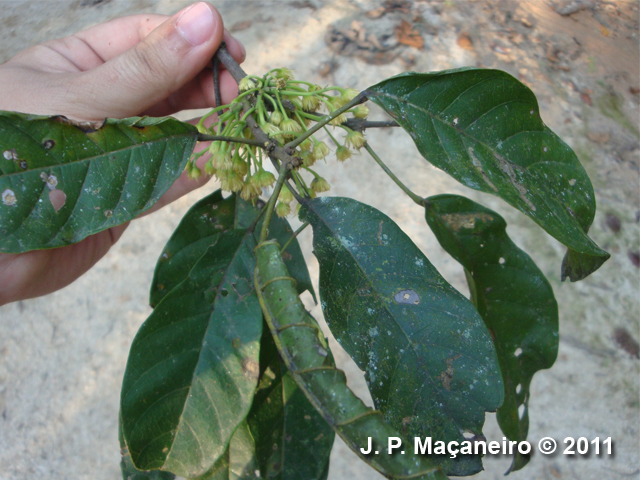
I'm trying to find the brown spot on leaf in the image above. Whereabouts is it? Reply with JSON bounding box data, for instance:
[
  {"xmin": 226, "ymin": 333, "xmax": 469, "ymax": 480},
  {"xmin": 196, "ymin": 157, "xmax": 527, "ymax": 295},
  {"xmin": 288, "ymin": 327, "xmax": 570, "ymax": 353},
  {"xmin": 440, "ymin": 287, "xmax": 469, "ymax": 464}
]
[
  {"xmin": 242, "ymin": 358, "xmax": 259, "ymax": 380},
  {"xmin": 43, "ymin": 139, "xmax": 55, "ymax": 150},
  {"xmin": 441, "ymin": 212, "xmax": 493, "ymax": 231},
  {"xmin": 51, "ymin": 115, "xmax": 105, "ymax": 133},
  {"xmin": 437, "ymin": 355, "xmax": 461, "ymax": 390}
]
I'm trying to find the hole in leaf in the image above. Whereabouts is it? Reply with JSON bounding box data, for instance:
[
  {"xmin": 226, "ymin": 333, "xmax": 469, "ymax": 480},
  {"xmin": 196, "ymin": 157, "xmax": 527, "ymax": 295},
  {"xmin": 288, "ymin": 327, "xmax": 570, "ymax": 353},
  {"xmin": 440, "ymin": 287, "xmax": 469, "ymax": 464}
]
[
  {"xmin": 49, "ymin": 189, "xmax": 66, "ymax": 212},
  {"xmin": 518, "ymin": 404, "xmax": 526, "ymax": 419},
  {"xmin": 462, "ymin": 431, "xmax": 475, "ymax": 440},
  {"xmin": 516, "ymin": 383, "xmax": 522, "ymax": 395},
  {"xmin": 221, "ymin": 289, "xmax": 229, "ymax": 297},
  {"xmin": 499, "ymin": 257, "xmax": 506, "ymax": 264},
  {"xmin": 514, "ymin": 347, "xmax": 523, "ymax": 357}
]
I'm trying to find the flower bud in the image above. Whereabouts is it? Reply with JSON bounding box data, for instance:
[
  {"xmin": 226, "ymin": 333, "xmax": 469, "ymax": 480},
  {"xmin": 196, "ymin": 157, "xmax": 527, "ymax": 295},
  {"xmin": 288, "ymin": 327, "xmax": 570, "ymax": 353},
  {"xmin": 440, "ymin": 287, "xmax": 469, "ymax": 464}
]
[
  {"xmin": 278, "ymin": 185, "xmax": 294, "ymax": 204},
  {"xmin": 313, "ymin": 141, "xmax": 330, "ymax": 160},
  {"xmin": 341, "ymin": 88, "xmax": 360, "ymax": 102},
  {"xmin": 310, "ymin": 176, "xmax": 331, "ymax": 193},
  {"xmin": 329, "ymin": 113, "xmax": 348, "ymax": 126},
  {"xmin": 188, "ymin": 164, "xmax": 202, "ymax": 179},
  {"xmin": 281, "ymin": 118, "xmax": 302, "ymax": 137},
  {"xmin": 211, "ymin": 151, "xmax": 233, "ymax": 170},
  {"xmin": 353, "ymin": 105, "xmax": 370, "ymax": 119},
  {"xmin": 302, "ymin": 95, "xmax": 320, "ymax": 112},
  {"xmin": 261, "ymin": 122, "xmax": 280, "ymax": 137},
  {"xmin": 221, "ymin": 170, "xmax": 244, "ymax": 192},
  {"xmin": 270, "ymin": 111, "xmax": 283, "ymax": 126},
  {"xmin": 301, "ymin": 150, "xmax": 316, "ymax": 168},
  {"xmin": 274, "ymin": 68, "xmax": 294, "ymax": 80},
  {"xmin": 345, "ymin": 131, "xmax": 366, "ymax": 150},
  {"xmin": 256, "ymin": 169, "xmax": 276, "ymax": 188},
  {"xmin": 299, "ymin": 138, "xmax": 313, "ymax": 151},
  {"xmin": 204, "ymin": 159, "xmax": 216, "ymax": 176},
  {"xmin": 275, "ymin": 201, "xmax": 291, "ymax": 218},
  {"xmin": 336, "ymin": 145, "xmax": 352, "ymax": 162},
  {"xmin": 231, "ymin": 152, "xmax": 248, "ymax": 176}
]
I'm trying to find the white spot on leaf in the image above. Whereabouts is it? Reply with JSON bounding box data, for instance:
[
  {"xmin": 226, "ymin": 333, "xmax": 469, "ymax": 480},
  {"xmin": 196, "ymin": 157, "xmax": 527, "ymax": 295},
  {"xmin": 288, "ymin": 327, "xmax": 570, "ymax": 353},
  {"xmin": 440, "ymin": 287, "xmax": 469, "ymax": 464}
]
[{"xmin": 2, "ymin": 189, "xmax": 17, "ymax": 206}]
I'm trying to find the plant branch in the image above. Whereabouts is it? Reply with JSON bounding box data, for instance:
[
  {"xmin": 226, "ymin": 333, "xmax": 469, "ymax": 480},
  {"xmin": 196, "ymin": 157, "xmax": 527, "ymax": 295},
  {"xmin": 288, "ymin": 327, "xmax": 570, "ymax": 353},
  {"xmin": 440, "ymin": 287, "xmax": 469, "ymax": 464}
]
[
  {"xmin": 343, "ymin": 119, "xmax": 399, "ymax": 131},
  {"xmin": 196, "ymin": 133, "xmax": 265, "ymax": 147},
  {"xmin": 283, "ymin": 92, "xmax": 368, "ymax": 150},
  {"xmin": 259, "ymin": 161, "xmax": 290, "ymax": 244},
  {"xmin": 364, "ymin": 143, "xmax": 425, "ymax": 206},
  {"xmin": 281, "ymin": 221, "xmax": 310, "ymax": 254}
]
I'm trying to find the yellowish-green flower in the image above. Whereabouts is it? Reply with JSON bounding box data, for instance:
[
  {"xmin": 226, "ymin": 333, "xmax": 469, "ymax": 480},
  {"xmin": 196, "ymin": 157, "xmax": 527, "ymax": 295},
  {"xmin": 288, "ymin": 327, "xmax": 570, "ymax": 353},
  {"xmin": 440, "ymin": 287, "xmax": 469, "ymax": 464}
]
[
  {"xmin": 211, "ymin": 150, "xmax": 233, "ymax": 170},
  {"xmin": 188, "ymin": 164, "xmax": 202, "ymax": 179},
  {"xmin": 278, "ymin": 185, "xmax": 294, "ymax": 204},
  {"xmin": 256, "ymin": 169, "xmax": 276, "ymax": 188},
  {"xmin": 270, "ymin": 111, "xmax": 283, "ymax": 126},
  {"xmin": 275, "ymin": 201, "xmax": 291, "ymax": 217},
  {"xmin": 313, "ymin": 141, "xmax": 330, "ymax": 160},
  {"xmin": 301, "ymin": 150, "xmax": 316, "ymax": 168},
  {"xmin": 344, "ymin": 130, "xmax": 366, "ymax": 150},
  {"xmin": 341, "ymin": 88, "xmax": 359, "ymax": 103},
  {"xmin": 302, "ymin": 95, "xmax": 320, "ymax": 112},
  {"xmin": 204, "ymin": 159, "xmax": 216, "ymax": 176},
  {"xmin": 238, "ymin": 77, "xmax": 257, "ymax": 92},
  {"xmin": 274, "ymin": 68, "xmax": 294, "ymax": 80},
  {"xmin": 336, "ymin": 145, "xmax": 352, "ymax": 162},
  {"xmin": 310, "ymin": 176, "xmax": 331, "ymax": 193},
  {"xmin": 220, "ymin": 170, "xmax": 244, "ymax": 192},
  {"xmin": 353, "ymin": 105, "xmax": 370, "ymax": 119}
]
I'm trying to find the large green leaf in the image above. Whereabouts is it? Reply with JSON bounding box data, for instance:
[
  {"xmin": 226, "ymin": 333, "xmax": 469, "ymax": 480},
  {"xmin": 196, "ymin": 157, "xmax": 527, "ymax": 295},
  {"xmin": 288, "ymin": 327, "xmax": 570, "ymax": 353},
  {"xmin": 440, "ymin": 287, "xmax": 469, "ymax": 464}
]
[
  {"xmin": 121, "ymin": 230, "xmax": 262, "ymax": 478},
  {"xmin": 0, "ymin": 112, "xmax": 197, "ymax": 253},
  {"xmin": 248, "ymin": 324, "xmax": 334, "ymax": 480},
  {"xmin": 192, "ymin": 421, "xmax": 258, "ymax": 480},
  {"xmin": 150, "ymin": 191, "xmax": 315, "ymax": 307},
  {"xmin": 367, "ymin": 70, "xmax": 609, "ymax": 281},
  {"xmin": 119, "ymin": 411, "xmax": 177, "ymax": 480},
  {"xmin": 300, "ymin": 197, "xmax": 503, "ymax": 476},
  {"xmin": 424, "ymin": 194, "xmax": 558, "ymax": 473},
  {"xmin": 255, "ymin": 239, "xmax": 448, "ymax": 480}
]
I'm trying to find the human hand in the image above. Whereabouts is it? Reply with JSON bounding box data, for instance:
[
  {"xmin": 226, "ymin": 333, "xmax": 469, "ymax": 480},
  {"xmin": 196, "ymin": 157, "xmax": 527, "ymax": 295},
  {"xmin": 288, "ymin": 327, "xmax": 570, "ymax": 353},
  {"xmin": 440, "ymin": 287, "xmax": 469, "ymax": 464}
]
[{"xmin": 0, "ymin": 2, "xmax": 245, "ymax": 305}]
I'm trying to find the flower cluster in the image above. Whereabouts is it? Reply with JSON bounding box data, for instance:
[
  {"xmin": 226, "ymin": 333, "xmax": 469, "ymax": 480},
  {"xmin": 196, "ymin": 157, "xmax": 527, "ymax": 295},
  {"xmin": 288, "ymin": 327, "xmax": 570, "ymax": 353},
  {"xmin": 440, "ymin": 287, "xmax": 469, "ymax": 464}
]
[{"xmin": 188, "ymin": 68, "xmax": 370, "ymax": 216}]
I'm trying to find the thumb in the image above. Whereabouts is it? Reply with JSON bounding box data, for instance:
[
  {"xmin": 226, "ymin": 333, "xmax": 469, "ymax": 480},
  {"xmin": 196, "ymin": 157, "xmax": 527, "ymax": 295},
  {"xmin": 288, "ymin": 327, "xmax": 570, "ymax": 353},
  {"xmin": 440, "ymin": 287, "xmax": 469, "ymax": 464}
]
[{"xmin": 80, "ymin": 2, "xmax": 224, "ymax": 118}]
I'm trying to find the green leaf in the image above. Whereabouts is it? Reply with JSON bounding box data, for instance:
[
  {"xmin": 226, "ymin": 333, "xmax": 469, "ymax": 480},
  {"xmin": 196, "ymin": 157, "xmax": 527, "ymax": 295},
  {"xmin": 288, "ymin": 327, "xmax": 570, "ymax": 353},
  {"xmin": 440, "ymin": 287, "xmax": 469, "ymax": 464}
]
[
  {"xmin": 367, "ymin": 69, "xmax": 609, "ymax": 281},
  {"xmin": 119, "ymin": 411, "xmax": 176, "ymax": 480},
  {"xmin": 255, "ymin": 239, "xmax": 448, "ymax": 480},
  {"xmin": 149, "ymin": 190, "xmax": 236, "ymax": 307},
  {"xmin": 121, "ymin": 230, "xmax": 262, "ymax": 478},
  {"xmin": 192, "ymin": 421, "xmax": 258, "ymax": 480},
  {"xmin": 0, "ymin": 112, "xmax": 197, "ymax": 253},
  {"xmin": 300, "ymin": 197, "xmax": 503, "ymax": 476},
  {"xmin": 424, "ymin": 194, "xmax": 559, "ymax": 473},
  {"xmin": 248, "ymin": 324, "xmax": 334, "ymax": 480},
  {"xmin": 150, "ymin": 191, "xmax": 315, "ymax": 307}
]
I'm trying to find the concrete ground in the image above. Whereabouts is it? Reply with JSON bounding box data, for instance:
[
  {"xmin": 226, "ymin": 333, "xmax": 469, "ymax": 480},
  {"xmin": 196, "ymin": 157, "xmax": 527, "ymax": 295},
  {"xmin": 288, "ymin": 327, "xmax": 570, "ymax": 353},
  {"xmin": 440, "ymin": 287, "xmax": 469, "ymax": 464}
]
[{"xmin": 0, "ymin": 1, "xmax": 638, "ymax": 479}]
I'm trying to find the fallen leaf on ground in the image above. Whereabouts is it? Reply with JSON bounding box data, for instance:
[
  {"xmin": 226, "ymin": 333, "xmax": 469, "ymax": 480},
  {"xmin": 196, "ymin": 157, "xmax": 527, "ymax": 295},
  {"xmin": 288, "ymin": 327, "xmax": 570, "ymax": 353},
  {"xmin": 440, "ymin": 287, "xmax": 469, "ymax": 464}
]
[{"xmin": 395, "ymin": 20, "xmax": 423, "ymax": 49}]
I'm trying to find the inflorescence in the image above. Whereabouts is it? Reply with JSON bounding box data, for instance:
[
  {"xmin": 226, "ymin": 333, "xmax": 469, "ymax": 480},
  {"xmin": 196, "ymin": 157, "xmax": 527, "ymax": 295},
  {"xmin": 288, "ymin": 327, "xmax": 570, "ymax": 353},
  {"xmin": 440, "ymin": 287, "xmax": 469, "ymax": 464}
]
[{"xmin": 187, "ymin": 67, "xmax": 368, "ymax": 216}]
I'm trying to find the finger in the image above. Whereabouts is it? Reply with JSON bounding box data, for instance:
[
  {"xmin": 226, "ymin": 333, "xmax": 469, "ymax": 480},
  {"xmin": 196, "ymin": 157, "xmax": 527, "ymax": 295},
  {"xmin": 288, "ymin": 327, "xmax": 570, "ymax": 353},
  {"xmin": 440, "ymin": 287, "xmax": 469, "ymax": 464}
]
[
  {"xmin": 0, "ymin": 223, "xmax": 128, "ymax": 305},
  {"xmin": 141, "ymin": 68, "xmax": 239, "ymax": 117},
  {"xmin": 67, "ymin": 2, "xmax": 225, "ymax": 120}
]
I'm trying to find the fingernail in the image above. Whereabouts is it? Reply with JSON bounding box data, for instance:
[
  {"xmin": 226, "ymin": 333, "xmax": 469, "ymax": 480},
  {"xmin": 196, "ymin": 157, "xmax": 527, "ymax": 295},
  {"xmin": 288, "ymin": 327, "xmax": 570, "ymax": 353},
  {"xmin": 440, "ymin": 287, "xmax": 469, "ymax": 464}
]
[{"xmin": 176, "ymin": 2, "xmax": 215, "ymax": 46}]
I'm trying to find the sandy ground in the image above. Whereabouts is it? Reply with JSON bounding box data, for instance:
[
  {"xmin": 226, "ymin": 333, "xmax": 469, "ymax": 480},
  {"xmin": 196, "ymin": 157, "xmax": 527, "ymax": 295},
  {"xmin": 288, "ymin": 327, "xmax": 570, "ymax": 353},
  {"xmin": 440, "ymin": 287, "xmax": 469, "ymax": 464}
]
[{"xmin": 0, "ymin": 1, "xmax": 638, "ymax": 479}]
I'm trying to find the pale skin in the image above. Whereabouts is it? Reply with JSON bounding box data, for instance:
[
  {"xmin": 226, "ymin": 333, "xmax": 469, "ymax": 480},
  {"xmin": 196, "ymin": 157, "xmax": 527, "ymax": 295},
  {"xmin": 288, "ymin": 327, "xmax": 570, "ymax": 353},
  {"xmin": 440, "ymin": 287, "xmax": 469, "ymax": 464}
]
[{"xmin": 0, "ymin": 2, "xmax": 245, "ymax": 306}]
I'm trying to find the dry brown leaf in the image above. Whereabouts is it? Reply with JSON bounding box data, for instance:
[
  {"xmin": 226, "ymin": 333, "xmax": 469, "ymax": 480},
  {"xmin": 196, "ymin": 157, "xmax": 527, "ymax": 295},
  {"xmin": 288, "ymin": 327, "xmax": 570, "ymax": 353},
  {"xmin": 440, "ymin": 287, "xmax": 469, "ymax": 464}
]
[
  {"xmin": 457, "ymin": 32, "xmax": 474, "ymax": 50},
  {"xmin": 395, "ymin": 20, "xmax": 423, "ymax": 50}
]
